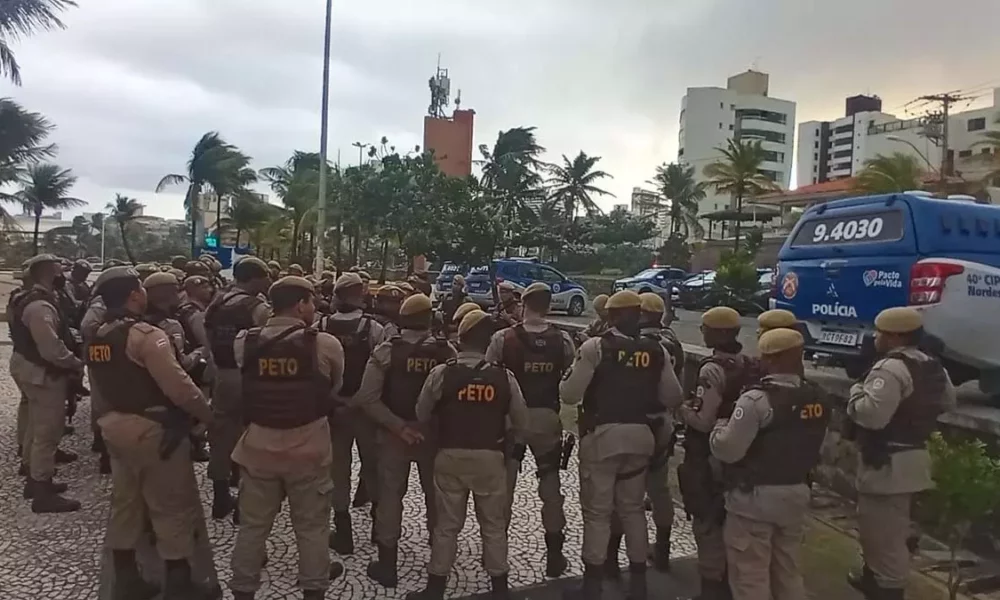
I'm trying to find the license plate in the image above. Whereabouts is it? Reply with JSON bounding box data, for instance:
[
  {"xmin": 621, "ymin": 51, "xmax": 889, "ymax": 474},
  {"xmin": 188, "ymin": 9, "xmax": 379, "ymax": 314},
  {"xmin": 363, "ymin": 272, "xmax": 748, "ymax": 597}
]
[{"xmin": 819, "ymin": 330, "xmax": 858, "ymax": 346}]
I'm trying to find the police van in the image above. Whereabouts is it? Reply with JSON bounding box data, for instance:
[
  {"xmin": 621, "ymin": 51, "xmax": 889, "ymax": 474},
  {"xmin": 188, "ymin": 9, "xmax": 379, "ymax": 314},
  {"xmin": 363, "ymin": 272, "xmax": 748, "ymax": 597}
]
[{"xmin": 773, "ymin": 191, "xmax": 1000, "ymax": 394}]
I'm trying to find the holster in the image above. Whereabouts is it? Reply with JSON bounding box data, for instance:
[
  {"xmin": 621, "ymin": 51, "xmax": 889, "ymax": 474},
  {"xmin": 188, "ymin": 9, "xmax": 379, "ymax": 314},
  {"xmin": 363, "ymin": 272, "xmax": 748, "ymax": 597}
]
[
  {"xmin": 677, "ymin": 456, "xmax": 725, "ymax": 523},
  {"xmin": 144, "ymin": 406, "xmax": 193, "ymax": 460}
]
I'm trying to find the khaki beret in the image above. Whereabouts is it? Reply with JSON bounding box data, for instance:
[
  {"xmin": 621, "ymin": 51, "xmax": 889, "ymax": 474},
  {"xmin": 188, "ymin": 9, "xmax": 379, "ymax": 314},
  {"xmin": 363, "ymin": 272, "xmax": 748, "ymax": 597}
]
[
  {"xmin": 136, "ymin": 263, "xmax": 157, "ymax": 274},
  {"xmin": 185, "ymin": 260, "xmax": 210, "ymax": 275},
  {"xmin": 24, "ymin": 254, "xmax": 60, "ymax": 269},
  {"xmin": 376, "ymin": 285, "xmax": 405, "ymax": 300},
  {"xmin": 184, "ymin": 274, "xmax": 210, "ymax": 287},
  {"xmin": 335, "ymin": 272, "xmax": 363, "ymax": 292},
  {"xmin": 234, "ymin": 256, "xmax": 269, "ymax": 275},
  {"xmin": 498, "ymin": 281, "xmax": 516, "ymax": 292},
  {"xmin": 95, "ymin": 266, "xmax": 141, "ymax": 292},
  {"xmin": 522, "ymin": 282, "xmax": 551, "ymax": 300},
  {"xmin": 758, "ymin": 309, "xmax": 797, "ymax": 331},
  {"xmin": 288, "ymin": 263, "xmax": 304, "ymax": 275},
  {"xmin": 73, "ymin": 259, "xmax": 92, "ymax": 271},
  {"xmin": 269, "ymin": 275, "xmax": 316, "ymax": 296},
  {"xmin": 452, "ymin": 302, "xmax": 481, "ymax": 324},
  {"xmin": 453, "ymin": 274, "xmax": 465, "ymax": 285},
  {"xmin": 400, "ymin": 293, "xmax": 433, "ymax": 316},
  {"xmin": 758, "ymin": 328, "xmax": 804, "ymax": 355},
  {"xmin": 142, "ymin": 272, "xmax": 178, "ymax": 289},
  {"xmin": 397, "ymin": 281, "xmax": 416, "ymax": 295},
  {"xmin": 198, "ymin": 254, "xmax": 214, "ymax": 264},
  {"xmin": 874, "ymin": 307, "xmax": 923, "ymax": 334},
  {"xmin": 639, "ymin": 292, "xmax": 665, "ymax": 313},
  {"xmin": 321, "ymin": 270, "xmax": 335, "ymax": 280},
  {"xmin": 702, "ymin": 306, "xmax": 741, "ymax": 329},
  {"xmin": 606, "ymin": 290, "xmax": 642, "ymax": 310},
  {"xmin": 458, "ymin": 309, "xmax": 491, "ymax": 337},
  {"xmin": 592, "ymin": 294, "xmax": 609, "ymax": 312},
  {"xmin": 357, "ymin": 270, "xmax": 372, "ymax": 281},
  {"xmin": 170, "ymin": 255, "xmax": 188, "ymax": 269},
  {"xmin": 267, "ymin": 260, "xmax": 281, "ymax": 270},
  {"xmin": 208, "ymin": 258, "xmax": 222, "ymax": 272}
]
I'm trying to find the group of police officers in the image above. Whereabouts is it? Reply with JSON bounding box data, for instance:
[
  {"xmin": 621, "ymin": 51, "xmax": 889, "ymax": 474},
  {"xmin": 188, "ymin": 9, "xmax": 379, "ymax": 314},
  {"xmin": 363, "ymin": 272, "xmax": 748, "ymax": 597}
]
[{"xmin": 6, "ymin": 251, "xmax": 954, "ymax": 600}]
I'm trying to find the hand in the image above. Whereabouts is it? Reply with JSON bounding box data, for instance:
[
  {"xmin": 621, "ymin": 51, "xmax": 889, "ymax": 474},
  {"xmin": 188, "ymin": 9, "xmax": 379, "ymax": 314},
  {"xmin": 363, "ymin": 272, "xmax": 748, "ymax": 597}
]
[{"xmin": 397, "ymin": 426, "xmax": 425, "ymax": 445}]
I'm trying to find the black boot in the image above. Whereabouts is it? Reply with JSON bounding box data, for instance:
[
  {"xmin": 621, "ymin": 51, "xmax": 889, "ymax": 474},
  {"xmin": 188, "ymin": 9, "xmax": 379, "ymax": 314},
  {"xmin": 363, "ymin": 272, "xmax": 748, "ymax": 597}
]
[
  {"xmin": 23, "ymin": 477, "xmax": 68, "ymax": 499},
  {"xmin": 491, "ymin": 573, "xmax": 510, "ymax": 600},
  {"xmin": 18, "ymin": 463, "xmax": 27, "ymax": 477},
  {"xmin": 303, "ymin": 590, "xmax": 326, "ymax": 600},
  {"xmin": 370, "ymin": 502, "xmax": 379, "ymax": 544},
  {"xmin": 230, "ymin": 469, "xmax": 241, "ymax": 488},
  {"xmin": 30, "ymin": 480, "xmax": 80, "ymax": 513},
  {"xmin": 329, "ymin": 511, "xmax": 354, "ymax": 555},
  {"xmin": 190, "ymin": 441, "xmax": 210, "ymax": 463},
  {"xmin": 563, "ymin": 563, "xmax": 602, "ymax": 600},
  {"xmin": 847, "ymin": 564, "xmax": 877, "ymax": 598},
  {"xmin": 232, "ymin": 592, "xmax": 255, "ymax": 600},
  {"xmin": 55, "ymin": 448, "xmax": 78, "ymax": 464},
  {"xmin": 877, "ymin": 586, "xmax": 904, "ymax": 600},
  {"xmin": 329, "ymin": 560, "xmax": 344, "ymax": 580},
  {"xmin": 544, "ymin": 531, "xmax": 568, "ymax": 577},
  {"xmin": 212, "ymin": 480, "xmax": 234, "ymax": 519},
  {"xmin": 603, "ymin": 534, "xmax": 623, "ymax": 580},
  {"xmin": 627, "ymin": 562, "xmax": 647, "ymax": 600},
  {"xmin": 112, "ymin": 549, "xmax": 159, "ymax": 600},
  {"xmin": 405, "ymin": 573, "xmax": 447, "ymax": 600},
  {"xmin": 99, "ymin": 452, "xmax": 112, "ymax": 475},
  {"xmin": 649, "ymin": 527, "xmax": 670, "ymax": 572},
  {"xmin": 366, "ymin": 543, "xmax": 398, "ymax": 587},
  {"xmin": 91, "ymin": 431, "xmax": 106, "ymax": 454},
  {"xmin": 695, "ymin": 577, "xmax": 729, "ymax": 600},
  {"xmin": 353, "ymin": 480, "xmax": 371, "ymax": 508},
  {"xmin": 163, "ymin": 559, "xmax": 219, "ymax": 600}
]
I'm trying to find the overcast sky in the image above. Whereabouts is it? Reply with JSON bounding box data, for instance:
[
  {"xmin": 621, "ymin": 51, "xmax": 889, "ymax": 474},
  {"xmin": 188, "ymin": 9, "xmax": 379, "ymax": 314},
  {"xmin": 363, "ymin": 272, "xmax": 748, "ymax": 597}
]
[{"xmin": 8, "ymin": 0, "xmax": 1000, "ymax": 220}]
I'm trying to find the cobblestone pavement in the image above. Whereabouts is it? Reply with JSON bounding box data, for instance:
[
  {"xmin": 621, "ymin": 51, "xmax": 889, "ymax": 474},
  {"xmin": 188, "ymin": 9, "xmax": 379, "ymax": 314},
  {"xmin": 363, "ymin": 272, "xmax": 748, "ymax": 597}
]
[{"xmin": 0, "ymin": 345, "xmax": 695, "ymax": 599}]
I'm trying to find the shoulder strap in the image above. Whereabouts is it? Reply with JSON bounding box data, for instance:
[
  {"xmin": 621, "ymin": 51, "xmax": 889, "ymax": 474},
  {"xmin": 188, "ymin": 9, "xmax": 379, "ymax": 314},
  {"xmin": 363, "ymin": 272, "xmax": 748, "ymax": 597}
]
[{"xmin": 245, "ymin": 324, "xmax": 306, "ymax": 358}]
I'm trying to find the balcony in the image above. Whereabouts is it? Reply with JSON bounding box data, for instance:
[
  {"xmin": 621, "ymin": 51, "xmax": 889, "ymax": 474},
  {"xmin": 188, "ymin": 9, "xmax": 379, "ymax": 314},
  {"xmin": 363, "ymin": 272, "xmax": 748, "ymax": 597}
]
[
  {"xmin": 735, "ymin": 108, "xmax": 787, "ymax": 125},
  {"xmin": 736, "ymin": 128, "xmax": 787, "ymax": 144}
]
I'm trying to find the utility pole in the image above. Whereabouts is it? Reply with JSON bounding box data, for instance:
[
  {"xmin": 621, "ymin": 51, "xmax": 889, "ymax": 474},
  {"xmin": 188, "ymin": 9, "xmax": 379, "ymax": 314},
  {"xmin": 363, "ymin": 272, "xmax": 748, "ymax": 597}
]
[
  {"xmin": 314, "ymin": 0, "xmax": 333, "ymax": 278},
  {"xmin": 918, "ymin": 93, "xmax": 965, "ymax": 183}
]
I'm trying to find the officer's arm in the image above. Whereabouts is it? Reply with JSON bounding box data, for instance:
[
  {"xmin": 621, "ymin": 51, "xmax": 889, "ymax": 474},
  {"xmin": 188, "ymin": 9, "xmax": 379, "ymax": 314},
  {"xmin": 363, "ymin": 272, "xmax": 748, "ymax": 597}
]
[
  {"xmin": 559, "ymin": 338, "xmax": 600, "ymax": 406},
  {"xmin": 415, "ymin": 364, "xmax": 447, "ymax": 423},
  {"xmin": 165, "ymin": 321, "xmax": 199, "ymax": 370},
  {"xmin": 350, "ymin": 343, "xmax": 407, "ymax": 433},
  {"xmin": 23, "ymin": 300, "xmax": 83, "ymax": 371},
  {"xmin": 369, "ymin": 321, "xmax": 387, "ymax": 350},
  {"xmin": 80, "ymin": 304, "xmax": 105, "ymax": 344},
  {"xmin": 559, "ymin": 330, "xmax": 576, "ymax": 367},
  {"xmin": 233, "ymin": 331, "xmax": 247, "ymax": 370},
  {"xmin": 251, "ymin": 301, "xmax": 271, "ymax": 326},
  {"xmin": 506, "ymin": 371, "xmax": 531, "ymax": 438},
  {"xmin": 188, "ymin": 311, "xmax": 210, "ymax": 352},
  {"xmin": 132, "ymin": 327, "xmax": 212, "ymax": 424},
  {"xmin": 484, "ymin": 330, "xmax": 505, "ymax": 363},
  {"xmin": 656, "ymin": 351, "xmax": 684, "ymax": 411},
  {"xmin": 710, "ymin": 390, "xmax": 765, "ymax": 464},
  {"xmin": 679, "ymin": 363, "xmax": 725, "ymax": 433},
  {"xmin": 847, "ymin": 360, "xmax": 908, "ymax": 430}
]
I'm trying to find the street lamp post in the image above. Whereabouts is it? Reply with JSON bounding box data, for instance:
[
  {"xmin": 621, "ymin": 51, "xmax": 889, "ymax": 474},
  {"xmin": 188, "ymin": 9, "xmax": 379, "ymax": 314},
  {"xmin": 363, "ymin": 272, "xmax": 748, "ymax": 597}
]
[
  {"xmin": 314, "ymin": 0, "xmax": 333, "ymax": 278},
  {"xmin": 885, "ymin": 135, "xmax": 941, "ymax": 183}
]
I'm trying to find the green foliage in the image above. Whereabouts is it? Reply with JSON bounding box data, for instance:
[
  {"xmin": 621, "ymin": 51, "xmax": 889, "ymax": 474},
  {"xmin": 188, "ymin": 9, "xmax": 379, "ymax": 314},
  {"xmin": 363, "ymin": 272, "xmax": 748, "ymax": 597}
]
[
  {"xmin": 0, "ymin": 0, "xmax": 77, "ymax": 86},
  {"xmin": 648, "ymin": 162, "xmax": 705, "ymax": 239},
  {"xmin": 927, "ymin": 432, "xmax": 1000, "ymax": 600},
  {"xmin": 854, "ymin": 152, "xmax": 927, "ymax": 193},
  {"xmin": 556, "ymin": 243, "xmax": 653, "ymax": 276},
  {"xmin": 703, "ymin": 139, "xmax": 781, "ymax": 249},
  {"xmin": 714, "ymin": 229, "xmax": 764, "ymax": 295},
  {"xmin": 654, "ymin": 233, "xmax": 692, "ymax": 270}
]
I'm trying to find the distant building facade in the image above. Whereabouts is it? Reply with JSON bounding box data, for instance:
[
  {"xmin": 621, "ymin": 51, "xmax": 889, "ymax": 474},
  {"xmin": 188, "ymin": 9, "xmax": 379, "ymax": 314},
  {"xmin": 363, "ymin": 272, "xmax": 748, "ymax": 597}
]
[{"xmin": 423, "ymin": 108, "xmax": 475, "ymax": 177}]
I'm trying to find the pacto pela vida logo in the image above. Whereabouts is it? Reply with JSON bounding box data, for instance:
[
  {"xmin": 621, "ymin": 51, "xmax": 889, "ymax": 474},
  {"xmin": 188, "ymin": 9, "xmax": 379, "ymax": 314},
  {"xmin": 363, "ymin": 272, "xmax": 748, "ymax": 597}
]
[{"xmin": 862, "ymin": 269, "xmax": 902, "ymax": 289}]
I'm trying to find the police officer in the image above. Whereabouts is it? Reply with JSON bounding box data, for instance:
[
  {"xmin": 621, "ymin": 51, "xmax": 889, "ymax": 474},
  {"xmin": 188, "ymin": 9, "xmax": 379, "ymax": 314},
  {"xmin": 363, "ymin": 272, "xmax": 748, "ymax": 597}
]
[
  {"xmin": 560, "ymin": 290, "xmax": 684, "ymax": 600},
  {"xmin": 406, "ymin": 310, "xmax": 529, "ymax": 600},
  {"xmin": 677, "ymin": 306, "xmax": 758, "ymax": 600},
  {"xmin": 170, "ymin": 255, "xmax": 188, "ymax": 271},
  {"xmin": 288, "ymin": 263, "xmax": 305, "ymax": 277},
  {"xmin": 359, "ymin": 294, "xmax": 458, "ymax": 587},
  {"xmin": 89, "ymin": 266, "xmax": 217, "ymax": 599},
  {"xmin": 143, "ymin": 273, "xmax": 206, "ymax": 372},
  {"xmin": 711, "ymin": 329, "xmax": 830, "ymax": 600},
  {"xmin": 372, "ymin": 284, "xmax": 406, "ymax": 339},
  {"xmin": 583, "ymin": 294, "xmax": 610, "ymax": 339},
  {"xmin": 81, "ymin": 269, "xmax": 120, "ymax": 475},
  {"xmin": 640, "ymin": 292, "xmax": 684, "ymax": 377},
  {"xmin": 204, "ymin": 257, "xmax": 272, "ymax": 518},
  {"xmin": 69, "ymin": 259, "xmax": 93, "ymax": 305},
  {"xmin": 135, "ymin": 263, "xmax": 158, "ymax": 282},
  {"xmin": 448, "ymin": 302, "xmax": 481, "ymax": 343},
  {"xmin": 228, "ymin": 276, "xmax": 347, "ymax": 599},
  {"xmin": 756, "ymin": 309, "xmax": 797, "ymax": 338},
  {"xmin": 266, "ymin": 260, "xmax": 282, "ymax": 282},
  {"xmin": 846, "ymin": 307, "xmax": 956, "ymax": 600},
  {"xmin": 178, "ymin": 275, "xmax": 214, "ymax": 353},
  {"xmin": 486, "ymin": 282, "xmax": 574, "ymax": 578},
  {"xmin": 440, "ymin": 275, "xmax": 468, "ymax": 326},
  {"xmin": 494, "ymin": 281, "xmax": 521, "ymax": 328},
  {"xmin": 321, "ymin": 272, "xmax": 386, "ymax": 553},
  {"xmin": 9, "ymin": 254, "xmax": 85, "ymax": 512}
]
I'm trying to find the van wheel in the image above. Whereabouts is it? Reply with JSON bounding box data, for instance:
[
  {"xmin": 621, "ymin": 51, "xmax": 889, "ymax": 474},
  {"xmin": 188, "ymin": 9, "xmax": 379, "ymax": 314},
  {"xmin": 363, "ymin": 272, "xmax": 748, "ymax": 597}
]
[{"xmin": 568, "ymin": 296, "xmax": 585, "ymax": 317}]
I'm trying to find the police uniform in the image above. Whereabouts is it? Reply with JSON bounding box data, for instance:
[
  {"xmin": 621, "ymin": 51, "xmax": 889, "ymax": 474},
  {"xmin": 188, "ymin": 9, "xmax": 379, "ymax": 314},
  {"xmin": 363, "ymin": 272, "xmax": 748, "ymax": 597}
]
[
  {"xmin": 440, "ymin": 275, "xmax": 469, "ymax": 325},
  {"xmin": 359, "ymin": 294, "xmax": 458, "ymax": 587},
  {"xmin": 493, "ymin": 281, "xmax": 521, "ymax": 328},
  {"xmin": 82, "ymin": 272, "xmax": 115, "ymax": 474},
  {"xmin": 847, "ymin": 308, "xmax": 956, "ymax": 598},
  {"xmin": 583, "ymin": 294, "xmax": 610, "ymax": 339},
  {"xmin": 485, "ymin": 282, "xmax": 575, "ymax": 577},
  {"xmin": 677, "ymin": 306, "xmax": 759, "ymax": 599},
  {"xmin": 143, "ymin": 273, "xmax": 207, "ymax": 374},
  {"xmin": 9, "ymin": 254, "xmax": 85, "ymax": 512},
  {"xmin": 69, "ymin": 259, "xmax": 93, "ymax": 305},
  {"xmin": 204, "ymin": 258, "xmax": 271, "ymax": 517},
  {"xmin": 90, "ymin": 267, "xmax": 217, "ymax": 600},
  {"xmin": 710, "ymin": 329, "xmax": 829, "ymax": 600},
  {"xmin": 7, "ymin": 266, "xmax": 33, "ymax": 467},
  {"xmin": 228, "ymin": 277, "xmax": 345, "ymax": 599},
  {"xmin": 448, "ymin": 302, "xmax": 481, "ymax": 343},
  {"xmin": 560, "ymin": 290, "xmax": 684, "ymax": 600},
  {"xmin": 372, "ymin": 284, "xmax": 406, "ymax": 339},
  {"xmin": 407, "ymin": 310, "xmax": 530, "ymax": 600}
]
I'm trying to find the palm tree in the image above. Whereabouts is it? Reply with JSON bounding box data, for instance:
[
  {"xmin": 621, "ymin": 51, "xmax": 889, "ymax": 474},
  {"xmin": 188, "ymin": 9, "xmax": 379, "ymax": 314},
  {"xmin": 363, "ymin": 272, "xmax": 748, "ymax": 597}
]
[
  {"xmin": 222, "ymin": 193, "xmax": 273, "ymax": 248},
  {"xmin": 649, "ymin": 162, "xmax": 706, "ymax": 239},
  {"xmin": 0, "ymin": 0, "xmax": 77, "ymax": 85},
  {"xmin": 546, "ymin": 151, "xmax": 614, "ymax": 221},
  {"xmin": 854, "ymin": 153, "xmax": 926, "ymax": 194},
  {"xmin": 477, "ymin": 127, "xmax": 547, "ymax": 243},
  {"xmin": 259, "ymin": 151, "xmax": 322, "ymax": 259},
  {"xmin": 0, "ymin": 98, "xmax": 56, "ymax": 229},
  {"xmin": 107, "ymin": 194, "xmax": 143, "ymax": 264},
  {"xmin": 15, "ymin": 163, "xmax": 83, "ymax": 254},
  {"xmin": 703, "ymin": 139, "xmax": 781, "ymax": 250}
]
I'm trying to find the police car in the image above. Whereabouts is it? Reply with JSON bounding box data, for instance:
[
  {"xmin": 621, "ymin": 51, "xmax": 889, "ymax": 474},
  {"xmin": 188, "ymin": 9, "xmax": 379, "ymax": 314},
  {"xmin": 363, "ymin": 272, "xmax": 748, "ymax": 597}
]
[
  {"xmin": 613, "ymin": 266, "xmax": 688, "ymax": 303},
  {"xmin": 465, "ymin": 258, "xmax": 589, "ymax": 316},
  {"xmin": 435, "ymin": 262, "xmax": 464, "ymax": 300},
  {"xmin": 773, "ymin": 191, "xmax": 1000, "ymax": 394}
]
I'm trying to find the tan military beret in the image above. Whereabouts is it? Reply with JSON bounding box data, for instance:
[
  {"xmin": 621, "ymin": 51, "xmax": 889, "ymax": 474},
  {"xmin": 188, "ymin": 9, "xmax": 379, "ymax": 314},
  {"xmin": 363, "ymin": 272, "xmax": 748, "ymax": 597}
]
[
  {"xmin": 24, "ymin": 253, "xmax": 60, "ymax": 269},
  {"xmin": 335, "ymin": 272, "xmax": 363, "ymax": 292},
  {"xmin": 758, "ymin": 309, "xmax": 797, "ymax": 331},
  {"xmin": 498, "ymin": 280, "xmax": 516, "ymax": 292},
  {"xmin": 453, "ymin": 302, "xmax": 481, "ymax": 324},
  {"xmin": 269, "ymin": 275, "xmax": 316, "ymax": 296},
  {"xmin": 522, "ymin": 282, "xmax": 551, "ymax": 300},
  {"xmin": 235, "ymin": 256, "xmax": 269, "ymax": 275},
  {"xmin": 702, "ymin": 306, "xmax": 741, "ymax": 329},
  {"xmin": 142, "ymin": 272, "xmax": 178, "ymax": 289},
  {"xmin": 183, "ymin": 274, "xmax": 209, "ymax": 287},
  {"xmin": 288, "ymin": 263, "xmax": 304, "ymax": 275},
  {"xmin": 376, "ymin": 284, "xmax": 405, "ymax": 300},
  {"xmin": 95, "ymin": 266, "xmax": 141, "ymax": 292},
  {"xmin": 185, "ymin": 260, "xmax": 210, "ymax": 275},
  {"xmin": 170, "ymin": 255, "xmax": 188, "ymax": 269},
  {"xmin": 606, "ymin": 290, "xmax": 642, "ymax": 310},
  {"xmin": 639, "ymin": 292, "xmax": 665, "ymax": 313},
  {"xmin": 397, "ymin": 282, "xmax": 416, "ymax": 294},
  {"xmin": 357, "ymin": 270, "xmax": 372, "ymax": 281},
  {"xmin": 136, "ymin": 263, "xmax": 157, "ymax": 274},
  {"xmin": 208, "ymin": 258, "xmax": 222, "ymax": 272},
  {"xmin": 73, "ymin": 259, "xmax": 92, "ymax": 271},
  {"xmin": 875, "ymin": 307, "xmax": 922, "ymax": 334},
  {"xmin": 400, "ymin": 293, "xmax": 433, "ymax": 316},
  {"xmin": 321, "ymin": 270, "xmax": 335, "ymax": 281},
  {"xmin": 453, "ymin": 274, "xmax": 465, "ymax": 285},
  {"xmin": 267, "ymin": 260, "xmax": 281, "ymax": 270},
  {"xmin": 592, "ymin": 294, "xmax": 609, "ymax": 312},
  {"xmin": 758, "ymin": 328, "xmax": 804, "ymax": 356},
  {"xmin": 198, "ymin": 254, "xmax": 214, "ymax": 264},
  {"xmin": 458, "ymin": 309, "xmax": 490, "ymax": 337}
]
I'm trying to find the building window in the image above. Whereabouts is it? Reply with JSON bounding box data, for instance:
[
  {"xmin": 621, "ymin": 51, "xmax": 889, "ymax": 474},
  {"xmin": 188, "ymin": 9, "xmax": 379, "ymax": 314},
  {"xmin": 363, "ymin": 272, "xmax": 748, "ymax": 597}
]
[
  {"xmin": 720, "ymin": 102, "xmax": 724, "ymax": 109},
  {"xmin": 813, "ymin": 153, "xmax": 818, "ymax": 160},
  {"xmin": 815, "ymin": 128, "xmax": 819, "ymax": 135},
  {"xmin": 813, "ymin": 177, "xmax": 817, "ymax": 184},
  {"xmin": 678, "ymin": 148, "xmax": 684, "ymax": 157},
  {"xmin": 813, "ymin": 165, "xmax": 818, "ymax": 172},
  {"xmin": 969, "ymin": 117, "xmax": 986, "ymax": 131},
  {"xmin": 958, "ymin": 150, "xmax": 973, "ymax": 158},
  {"xmin": 832, "ymin": 149, "xmax": 852, "ymax": 159},
  {"xmin": 729, "ymin": 124, "xmax": 734, "ymax": 130},
  {"xmin": 719, "ymin": 123, "xmax": 723, "ymax": 129},
  {"xmin": 984, "ymin": 148, "xmax": 993, "ymax": 155},
  {"xmin": 814, "ymin": 141, "xmax": 819, "ymax": 149},
  {"xmin": 730, "ymin": 104, "xmax": 735, "ymax": 110}
]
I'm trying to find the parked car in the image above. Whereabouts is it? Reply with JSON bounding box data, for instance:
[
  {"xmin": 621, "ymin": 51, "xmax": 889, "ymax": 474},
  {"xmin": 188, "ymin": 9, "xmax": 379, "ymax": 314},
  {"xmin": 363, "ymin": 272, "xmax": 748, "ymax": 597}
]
[
  {"xmin": 677, "ymin": 271, "xmax": 715, "ymax": 308},
  {"xmin": 435, "ymin": 262, "xmax": 464, "ymax": 299},
  {"xmin": 465, "ymin": 258, "xmax": 589, "ymax": 316},
  {"xmin": 613, "ymin": 266, "xmax": 688, "ymax": 304}
]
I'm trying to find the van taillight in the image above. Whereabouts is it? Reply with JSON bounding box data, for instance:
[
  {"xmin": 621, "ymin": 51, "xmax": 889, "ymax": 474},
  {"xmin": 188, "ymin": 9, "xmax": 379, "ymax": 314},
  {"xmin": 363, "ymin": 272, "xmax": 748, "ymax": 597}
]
[
  {"xmin": 909, "ymin": 261, "xmax": 964, "ymax": 305},
  {"xmin": 771, "ymin": 268, "xmax": 780, "ymax": 298}
]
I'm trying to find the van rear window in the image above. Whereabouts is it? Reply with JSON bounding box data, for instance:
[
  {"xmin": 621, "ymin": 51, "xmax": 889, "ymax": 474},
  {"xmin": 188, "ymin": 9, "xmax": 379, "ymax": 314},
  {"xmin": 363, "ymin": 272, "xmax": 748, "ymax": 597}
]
[{"xmin": 792, "ymin": 210, "xmax": 904, "ymax": 246}]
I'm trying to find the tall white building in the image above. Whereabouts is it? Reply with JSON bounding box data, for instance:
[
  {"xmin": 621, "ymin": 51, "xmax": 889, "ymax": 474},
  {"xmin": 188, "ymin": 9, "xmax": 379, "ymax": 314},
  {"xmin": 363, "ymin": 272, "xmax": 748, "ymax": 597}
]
[
  {"xmin": 678, "ymin": 70, "xmax": 797, "ymax": 235},
  {"xmin": 630, "ymin": 187, "xmax": 669, "ymax": 247}
]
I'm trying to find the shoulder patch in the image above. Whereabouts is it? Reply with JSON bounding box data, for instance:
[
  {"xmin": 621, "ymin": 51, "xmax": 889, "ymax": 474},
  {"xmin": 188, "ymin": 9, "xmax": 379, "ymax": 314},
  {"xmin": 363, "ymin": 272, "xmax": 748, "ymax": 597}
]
[
  {"xmin": 732, "ymin": 406, "xmax": 745, "ymax": 420},
  {"xmin": 871, "ymin": 377, "xmax": 885, "ymax": 390}
]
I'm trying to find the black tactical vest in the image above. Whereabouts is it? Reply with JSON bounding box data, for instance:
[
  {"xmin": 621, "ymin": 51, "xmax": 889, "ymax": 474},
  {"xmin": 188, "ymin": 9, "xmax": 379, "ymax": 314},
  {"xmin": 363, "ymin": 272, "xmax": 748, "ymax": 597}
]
[
  {"xmin": 323, "ymin": 315, "xmax": 373, "ymax": 396},
  {"xmin": 241, "ymin": 325, "xmax": 331, "ymax": 429},
  {"xmin": 724, "ymin": 379, "xmax": 829, "ymax": 490},
  {"xmin": 581, "ymin": 333, "xmax": 664, "ymax": 433},
  {"xmin": 9, "ymin": 287, "xmax": 72, "ymax": 372},
  {"xmin": 860, "ymin": 350, "xmax": 948, "ymax": 448},
  {"xmin": 684, "ymin": 352, "xmax": 759, "ymax": 458},
  {"xmin": 87, "ymin": 319, "xmax": 172, "ymax": 414},
  {"xmin": 502, "ymin": 324, "xmax": 566, "ymax": 411},
  {"xmin": 384, "ymin": 335, "xmax": 453, "ymax": 421},
  {"xmin": 175, "ymin": 302, "xmax": 201, "ymax": 353},
  {"xmin": 205, "ymin": 291, "xmax": 263, "ymax": 368},
  {"xmin": 438, "ymin": 359, "xmax": 511, "ymax": 451}
]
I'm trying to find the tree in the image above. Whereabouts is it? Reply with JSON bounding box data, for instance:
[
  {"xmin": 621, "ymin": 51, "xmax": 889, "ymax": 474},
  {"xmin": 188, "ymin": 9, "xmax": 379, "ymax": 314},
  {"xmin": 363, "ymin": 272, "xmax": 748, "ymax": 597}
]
[
  {"xmin": 478, "ymin": 126, "xmax": 547, "ymax": 246},
  {"xmin": 259, "ymin": 151, "xmax": 324, "ymax": 260},
  {"xmin": 703, "ymin": 139, "xmax": 781, "ymax": 250},
  {"xmin": 854, "ymin": 152, "xmax": 926, "ymax": 194},
  {"xmin": 107, "ymin": 194, "xmax": 143, "ymax": 264},
  {"xmin": 649, "ymin": 162, "xmax": 706, "ymax": 239},
  {"xmin": 655, "ymin": 233, "xmax": 692, "ymax": 270},
  {"xmin": 0, "ymin": 98, "xmax": 56, "ymax": 229},
  {"xmin": 223, "ymin": 194, "xmax": 272, "ymax": 248},
  {"xmin": 547, "ymin": 151, "xmax": 613, "ymax": 221},
  {"xmin": 0, "ymin": 0, "xmax": 77, "ymax": 85},
  {"xmin": 15, "ymin": 163, "xmax": 83, "ymax": 254}
]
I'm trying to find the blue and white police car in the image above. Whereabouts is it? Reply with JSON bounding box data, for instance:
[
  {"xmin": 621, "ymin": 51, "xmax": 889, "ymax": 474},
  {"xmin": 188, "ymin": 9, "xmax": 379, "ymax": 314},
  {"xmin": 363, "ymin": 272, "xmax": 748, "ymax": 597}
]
[{"xmin": 465, "ymin": 258, "xmax": 589, "ymax": 316}]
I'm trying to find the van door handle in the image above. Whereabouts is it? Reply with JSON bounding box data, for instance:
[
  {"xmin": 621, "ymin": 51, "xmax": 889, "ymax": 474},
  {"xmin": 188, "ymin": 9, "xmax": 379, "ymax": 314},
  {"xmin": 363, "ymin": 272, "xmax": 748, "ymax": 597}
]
[{"xmin": 821, "ymin": 260, "xmax": 846, "ymax": 278}]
